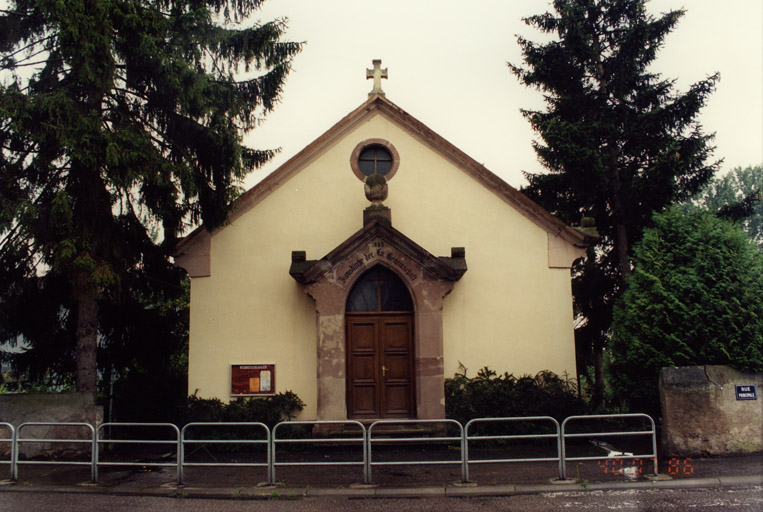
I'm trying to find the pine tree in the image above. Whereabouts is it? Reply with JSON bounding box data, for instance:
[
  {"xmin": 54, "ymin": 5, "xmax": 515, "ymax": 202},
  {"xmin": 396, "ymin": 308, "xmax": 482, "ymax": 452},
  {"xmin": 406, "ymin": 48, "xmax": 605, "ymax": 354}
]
[
  {"xmin": 0, "ymin": 0, "xmax": 300, "ymax": 399},
  {"xmin": 511, "ymin": 0, "xmax": 719, "ymax": 405}
]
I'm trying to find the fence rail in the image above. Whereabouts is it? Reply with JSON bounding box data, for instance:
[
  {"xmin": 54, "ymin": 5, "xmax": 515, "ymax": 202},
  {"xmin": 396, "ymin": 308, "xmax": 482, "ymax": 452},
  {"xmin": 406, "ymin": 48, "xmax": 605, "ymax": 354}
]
[
  {"xmin": 561, "ymin": 413, "xmax": 658, "ymax": 480},
  {"xmin": 0, "ymin": 422, "xmax": 15, "ymax": 481},
  {"xmin": 96, "ymin": 422, "xmax": 181, "ymax": 484},
  {"xmin": 180, "ymin": 421, "xmax": 270, "ymax": 485},
  {"xmin": 14, "ymin": 422, "xmax": 96, "ymax": 482},
  {"xmin": 0, "ymin": 413, "xmax": 658, "ymax": 485},
  {"xmin": 464, "ymin": 416, "xmax": 562, "ymax": 482},
  {"xmin": 271, "ymin": 420, "xmax": 367, "ymax": 484},
  {"xmin": 367, "ymin": 419, "xmax": 464, "ymax": 484}
]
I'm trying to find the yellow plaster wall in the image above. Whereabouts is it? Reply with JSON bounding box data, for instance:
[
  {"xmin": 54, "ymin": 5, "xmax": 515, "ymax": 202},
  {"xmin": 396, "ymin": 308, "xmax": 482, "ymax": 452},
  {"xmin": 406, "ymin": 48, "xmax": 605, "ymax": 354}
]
[{"xmin": 187, "ymin": 112, "xmax": 578, "ymax": 419}]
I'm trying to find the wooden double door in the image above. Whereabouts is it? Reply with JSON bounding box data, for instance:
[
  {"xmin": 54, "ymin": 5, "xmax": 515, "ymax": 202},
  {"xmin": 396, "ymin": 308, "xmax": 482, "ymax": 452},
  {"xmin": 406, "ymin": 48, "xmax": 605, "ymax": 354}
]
[{"xmin": 346, "ymin": 314, "xmax": 415, "ymax": 419}]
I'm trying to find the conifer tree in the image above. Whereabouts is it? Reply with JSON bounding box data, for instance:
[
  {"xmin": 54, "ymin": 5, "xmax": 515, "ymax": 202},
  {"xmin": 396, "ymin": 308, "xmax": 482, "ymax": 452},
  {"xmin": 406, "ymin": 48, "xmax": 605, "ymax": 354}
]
[
  {"xmin": 0, "ymin": 0, "xmax": 301, "ymax": 398},
  {"xmin": 610, "ymin": 206, "xmax": 763, "ymax": 415},
  {"xmin": 693, "ymin": 165, "xmax": 762, "ymax": 246},
  {"xmin": 511, "ymin": 0, "xmax": 719, "ymax": 404}
]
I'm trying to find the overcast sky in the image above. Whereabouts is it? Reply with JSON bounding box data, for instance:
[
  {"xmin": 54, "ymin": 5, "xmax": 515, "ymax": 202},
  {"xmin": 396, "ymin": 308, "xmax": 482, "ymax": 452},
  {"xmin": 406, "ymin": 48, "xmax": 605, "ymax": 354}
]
[{"xmin": 246, "ymin": 0, "xmax": 762, "ymax": 190}]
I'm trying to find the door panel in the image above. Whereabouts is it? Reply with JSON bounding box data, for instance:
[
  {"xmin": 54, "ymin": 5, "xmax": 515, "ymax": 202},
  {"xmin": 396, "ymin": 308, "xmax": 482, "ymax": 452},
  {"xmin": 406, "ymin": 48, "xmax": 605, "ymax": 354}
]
[
  {"xmin": 383, "ymin": 385, "xmax": 410, "ymax": 415},
  {"xmin": 346, "ymin": 315, "xmax": 414, "ymax": 419},
  {"xmin": 351, "ymin": 386, "xmax": 377, "ymax": 416},
  {"xmin": 384, "ymin": 354, "xmax": 410, "ymax": 379},
  {"xmin": 351, "ymin": 321, "xmax": 376, "ymax": 350},
  {"xmin": 351, "ymin": 355, "xmax": 376, "ymax": 381},
  {"xmin": 347, "ymin": 318, "xmax": 378, "ymax": 417},
  {"xmin": 380, "ymin": 317, "xmax": 413, "ymax": 418},
  {"xmin": 383, "ymin": 321, "xmax": 410, "ymax": 349}
]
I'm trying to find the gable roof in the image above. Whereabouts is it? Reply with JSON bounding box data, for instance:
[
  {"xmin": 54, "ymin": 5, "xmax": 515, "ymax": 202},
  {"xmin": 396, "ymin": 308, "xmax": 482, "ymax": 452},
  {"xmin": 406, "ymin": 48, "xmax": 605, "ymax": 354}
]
[{"xmin": 174, "ymin": 94, "xmax": 594, "ymax": 267}]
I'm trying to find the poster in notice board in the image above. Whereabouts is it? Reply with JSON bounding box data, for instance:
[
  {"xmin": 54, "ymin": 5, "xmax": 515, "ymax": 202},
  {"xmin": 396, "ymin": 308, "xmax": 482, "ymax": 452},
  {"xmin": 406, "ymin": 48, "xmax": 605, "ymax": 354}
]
[{"xmin": 231, "ymin": 364, "xmax": 275, "ymax": 396}]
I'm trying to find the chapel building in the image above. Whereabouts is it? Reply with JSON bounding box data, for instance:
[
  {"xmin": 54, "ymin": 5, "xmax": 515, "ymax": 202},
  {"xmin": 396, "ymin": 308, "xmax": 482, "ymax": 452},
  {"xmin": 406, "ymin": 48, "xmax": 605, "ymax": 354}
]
[{"xmin": 174, "ymin": 62, "xmax": 593, "ymax": 422}]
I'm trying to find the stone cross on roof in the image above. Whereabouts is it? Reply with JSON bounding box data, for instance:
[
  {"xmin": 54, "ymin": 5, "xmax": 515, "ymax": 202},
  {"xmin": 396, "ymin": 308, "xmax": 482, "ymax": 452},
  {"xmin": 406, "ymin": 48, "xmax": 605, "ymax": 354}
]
[{"xmin": 366, "ymin": 59, "xmax": 387, "ymax": 96}]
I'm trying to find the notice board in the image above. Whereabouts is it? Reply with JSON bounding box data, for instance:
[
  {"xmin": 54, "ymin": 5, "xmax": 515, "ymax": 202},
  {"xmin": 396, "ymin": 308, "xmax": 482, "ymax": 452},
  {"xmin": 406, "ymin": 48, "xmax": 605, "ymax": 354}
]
[{"xmin": 231, "ymin": 364, "xmax": 275, "ymax": 396}]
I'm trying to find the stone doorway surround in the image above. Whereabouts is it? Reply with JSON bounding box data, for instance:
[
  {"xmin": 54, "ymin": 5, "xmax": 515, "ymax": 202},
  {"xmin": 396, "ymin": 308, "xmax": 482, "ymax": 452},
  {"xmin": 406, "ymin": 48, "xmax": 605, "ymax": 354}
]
[{"xmin": 290, "ymin": 217, "xmax": 466, "ymax": 421}]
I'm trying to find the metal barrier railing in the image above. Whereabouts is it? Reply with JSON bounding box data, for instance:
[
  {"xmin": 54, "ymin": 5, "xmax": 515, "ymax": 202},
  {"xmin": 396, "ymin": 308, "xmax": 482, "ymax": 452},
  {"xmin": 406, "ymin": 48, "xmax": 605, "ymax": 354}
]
[
  {"xmin": 2, "ymin": 413, "xmax": 660, "ymax": 485},
  {"xmin": 367, "ymin": 419, "xmax": 465, "ymax": 484},
  {"xmin": 271, "ymin": 420, "xmax": 367, "ymax": 485},
  {"xmin": 179, "ymin": 422, "xmax": 270, "ymax": 485},
  {"xmin": 464, "ymin": 416, "xmax": 562, "ymax": 482},
  {"xmin": 15, "ymin": 422, "xmax": 96, "ymax": 482},
  {"xmin": 96, "ymin": 423, "xmax": 181, "ymax": 484},
  {"xmin": 561, "ymin": 413, "xmax": 658, "ymax": 480},
  {"xmin": 1, "ymin": 422, "xmax": 15, "ymax": 481}
]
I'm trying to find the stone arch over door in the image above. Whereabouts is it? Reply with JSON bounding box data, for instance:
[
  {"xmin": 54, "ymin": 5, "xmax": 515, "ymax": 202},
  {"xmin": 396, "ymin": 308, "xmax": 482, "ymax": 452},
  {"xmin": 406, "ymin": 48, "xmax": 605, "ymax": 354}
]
[{"xmin": 290, "ymin": 219, "xmax": 466, "ymax": 421}]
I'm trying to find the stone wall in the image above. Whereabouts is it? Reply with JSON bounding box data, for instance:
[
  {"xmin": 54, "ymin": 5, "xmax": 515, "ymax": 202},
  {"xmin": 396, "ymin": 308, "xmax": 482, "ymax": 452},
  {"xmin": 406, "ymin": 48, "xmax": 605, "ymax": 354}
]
[
  {"xmin": 0, "ymin": 392, "xmax": 103, "ymax": 458},
  {"xmin": 660, "ymin": 365, "xmax": 762, "ymax": 456}
]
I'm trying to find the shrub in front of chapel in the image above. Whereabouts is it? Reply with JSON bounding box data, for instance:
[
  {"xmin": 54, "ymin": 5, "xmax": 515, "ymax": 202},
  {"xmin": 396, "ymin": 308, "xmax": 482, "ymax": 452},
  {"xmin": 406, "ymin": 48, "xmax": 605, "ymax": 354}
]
[
  {"xmin": 445, "ymin": 367, "xmax": 589, "ymax": 436},
  {"xmin": 175, "ymin": 391, "xmax": 306, "ymax": 445}
]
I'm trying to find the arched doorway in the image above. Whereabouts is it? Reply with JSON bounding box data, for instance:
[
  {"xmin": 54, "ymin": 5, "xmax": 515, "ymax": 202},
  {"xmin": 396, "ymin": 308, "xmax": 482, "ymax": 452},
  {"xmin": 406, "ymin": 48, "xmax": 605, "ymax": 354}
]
[
  {"xmin": 290, "ymin": 221, "xmax": 466, "ymax": 422},
  {"xmin": 345, "ymin": 265, "xmax": 415, "ymax": 419}
]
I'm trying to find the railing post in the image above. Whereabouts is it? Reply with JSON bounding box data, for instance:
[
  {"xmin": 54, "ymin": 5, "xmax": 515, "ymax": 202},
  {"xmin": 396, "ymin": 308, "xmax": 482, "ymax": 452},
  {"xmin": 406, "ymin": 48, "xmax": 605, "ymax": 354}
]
[
  {"xmin": 175, "ymin": 426, "xmax": 182, "ymax": 486},
  {"xmin": 365, "ymin": 423, "xmax": 372, "ymax": 485},
  {"xmin": 460, "ymin": 421, "xmax": 467, "ymax": 483},
  {"xmin": 270, "ymin": 422, "xmax": 279, "ymax": 485},
  {"xmin": 1, "ymin": 423, "xmax": 17, "ymax": 482},
  {"xmin": 179, "ymin": 425, "xmax": 186, "ymax": 486},
  {"xmin": 266, "ymin": 424, "xmax": 273, "ymax": 486},
  {"xmin": 366, "ymin": 421, "xmax": 376, "ymax": 485},
  {"xmin": 91, "ymin": 423, "xmax": 97, "ymax": 483},
  {"xmin": 262, "ymin": 422, "xmax": 273, "ymax": 486},
  {"xmin": 12, "ymin": 425, "xmax": 17, "ymax": 482},
  {"xmin": 94, "ymin": 423, "xmax": 107, "ymax": 483},
  {"xmin": 463, "ymin": 420, "xmax": 472, "ymax": 483},
  {"xmin": 362, "ymin": 426, "xmax": 369, "ymax": 485},
  {"xmin": 647, "ymin": 415, "xmax": 658, "ymax": 477},
  {"xmin": 560, "ymin": 416, "xmax": 569, "ymax": 480},
  {"xmin": 554, "ymin": 418, "xmax": 563, "ymax": 481}
]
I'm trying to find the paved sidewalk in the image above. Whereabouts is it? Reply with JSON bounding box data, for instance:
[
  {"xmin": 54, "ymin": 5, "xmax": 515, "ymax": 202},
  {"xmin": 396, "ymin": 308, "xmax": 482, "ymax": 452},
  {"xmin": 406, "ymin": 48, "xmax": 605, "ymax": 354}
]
[{"xmin": 0, "ymin": 453, "xmax": 760, "ymax": 499}]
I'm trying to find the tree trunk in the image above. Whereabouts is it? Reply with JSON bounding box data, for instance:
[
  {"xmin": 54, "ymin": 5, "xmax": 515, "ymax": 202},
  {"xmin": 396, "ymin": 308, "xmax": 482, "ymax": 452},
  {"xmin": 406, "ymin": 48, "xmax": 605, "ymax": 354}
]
[
  {"xmin": 593, "ymin": 32, "xmax": 632, "ymax": 281},
  {"xmin": 76, "ymin": 291, "xmax": 99, "ymax": 403},
  {"xmin": 592, "ymin": 341, "xmax": 605, "ymax": 408},
  {"xmin": 608, "ymin": 155, "xmax": 632, "ymax": 280}
]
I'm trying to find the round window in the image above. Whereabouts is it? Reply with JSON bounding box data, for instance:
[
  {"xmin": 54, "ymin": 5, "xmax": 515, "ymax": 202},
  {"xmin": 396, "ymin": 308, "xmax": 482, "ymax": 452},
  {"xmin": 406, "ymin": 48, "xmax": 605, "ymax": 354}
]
[
  {"xmin": 350, "ymin": 139, "xmax": 400, "ymax": 181},
  {"xmin": 358, "ymin": 146, "xmax": 393, "ymax": 176}
]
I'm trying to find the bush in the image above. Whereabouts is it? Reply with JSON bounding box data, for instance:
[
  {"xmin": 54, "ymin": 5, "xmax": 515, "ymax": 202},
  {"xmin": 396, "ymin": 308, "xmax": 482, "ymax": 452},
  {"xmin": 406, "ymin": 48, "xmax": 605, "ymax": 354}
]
[
  {"xmin": 445, "ymin": 366, "xmax": 589, "ymax": 433},
  {"xmin": 609, "ymin": 206, "xmax": 763, "ymax": 417},
  {"xmin": 176, "ymin": 391, "xmax": 305, "ymax": 429}
]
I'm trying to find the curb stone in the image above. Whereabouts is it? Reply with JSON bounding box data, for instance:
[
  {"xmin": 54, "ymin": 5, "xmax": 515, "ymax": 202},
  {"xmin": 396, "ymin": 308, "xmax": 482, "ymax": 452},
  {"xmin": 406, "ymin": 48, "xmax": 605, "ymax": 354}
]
[
  {"xmin": 0, "ymin": 474, "xmax": 760, "ymax": 499},
  {"xmin": 374, "ymin": 486, "xmax": 444, "ymax": 497}
]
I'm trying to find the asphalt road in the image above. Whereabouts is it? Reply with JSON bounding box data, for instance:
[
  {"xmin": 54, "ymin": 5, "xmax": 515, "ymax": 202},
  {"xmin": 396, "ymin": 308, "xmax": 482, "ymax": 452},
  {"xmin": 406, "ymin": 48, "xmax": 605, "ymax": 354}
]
[{"xmin": 2, "ymin": 486, "xmax": 762, "ymax": 511}]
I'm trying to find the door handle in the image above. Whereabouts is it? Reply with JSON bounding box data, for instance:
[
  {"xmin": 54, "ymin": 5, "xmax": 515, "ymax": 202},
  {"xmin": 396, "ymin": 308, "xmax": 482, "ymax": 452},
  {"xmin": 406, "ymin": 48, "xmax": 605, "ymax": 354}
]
[{"xmin": 382, "ymin": 364, "xmax": 387, "ymax": 377}]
